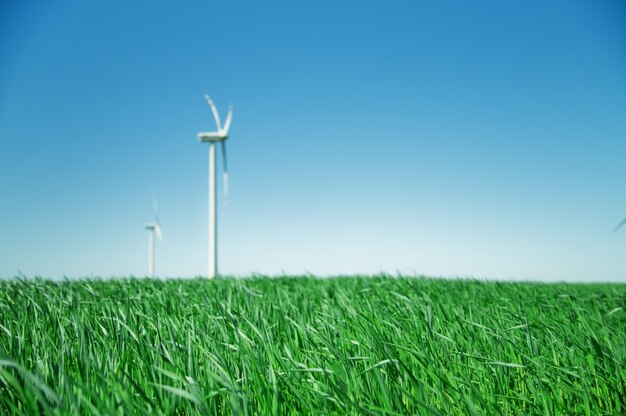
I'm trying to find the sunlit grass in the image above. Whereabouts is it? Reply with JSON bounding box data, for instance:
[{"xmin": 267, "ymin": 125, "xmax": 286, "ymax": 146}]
[{"xmin": 1, "ymin": 276, "xmax": 625, "ymax": 414}]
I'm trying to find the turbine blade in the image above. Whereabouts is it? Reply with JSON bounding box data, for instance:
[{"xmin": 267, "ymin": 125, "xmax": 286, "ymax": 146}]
[
  {"xmin": 153, "ymin": 193, "xmax": 158, "ymax": 218},
  {"xmin": 222, "ymin": 105, "xmax": 233, "ymax": 135},
  {"xmin": 155, "ymin": 223, "xmax": 163, "ymax": 241},
  {"xmin": 204, "ymin": 94, "xmax": 222, "ymax": 132},
  {"xmin": 223, "ymin": 173, "xmax": 229, "ymax": 208},
  {"xmin": 221, "ymin": 141, "xmax": 229, "ymax": 207},
  {"xmin": 613, "ymin": 217, "xmax": 626, "ymax": 234}
]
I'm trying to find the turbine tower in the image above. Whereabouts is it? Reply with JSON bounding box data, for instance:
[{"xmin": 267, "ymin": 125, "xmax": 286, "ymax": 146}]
[
  {"xmin": 198, "ymin": 94, "xmax": 232, "ymax": 278},
  {"xmin": 145, "ymin": 196, "xmax": 163, "ymax": 278}
]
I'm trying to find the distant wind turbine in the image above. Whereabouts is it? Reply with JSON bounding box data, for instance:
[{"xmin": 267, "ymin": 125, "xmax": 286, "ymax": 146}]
[
  {"xmin": 145, "ymin": 196, "xmax": 163, "ymax": 278},
  {"xmin": 198, "ymin": 94, "xmax": 232, "ymax": 278},
  {"xmin": 613, "ymin": 217, "xmax": 626, "ymax": 234}
]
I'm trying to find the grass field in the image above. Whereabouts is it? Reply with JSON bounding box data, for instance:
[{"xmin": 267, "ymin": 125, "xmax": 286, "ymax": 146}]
[{"xmin": 1, "ymin": 276, "xmax": 625, "ymax": 415}]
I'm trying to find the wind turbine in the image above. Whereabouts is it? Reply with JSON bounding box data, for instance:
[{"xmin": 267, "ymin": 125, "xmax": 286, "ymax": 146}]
[
  {"xmin": 198, "ymin": 94, "xmax": 232, "ymax": 278},
  {"xmin": 145, "ymin": 196, "xmax": 163, "ymax": 278},
  {"xmin": 613, "ymin": 217, "xmax": 626, "ymax": 234}
]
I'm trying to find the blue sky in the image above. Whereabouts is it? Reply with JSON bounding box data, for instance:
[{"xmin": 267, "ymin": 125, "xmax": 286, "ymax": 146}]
[{"xmin": 1, "ymin": 0, "xmax": 625, "ymax": 281}]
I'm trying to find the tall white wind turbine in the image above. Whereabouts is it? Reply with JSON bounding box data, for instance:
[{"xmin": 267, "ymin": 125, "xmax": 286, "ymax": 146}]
[
  {"xmin": 198, "ymin": 94, "xmax": 232, "ymax": 278},
  {"xmin": 145, "ymin": 196, "xmax": 163, "ymax": 278}
]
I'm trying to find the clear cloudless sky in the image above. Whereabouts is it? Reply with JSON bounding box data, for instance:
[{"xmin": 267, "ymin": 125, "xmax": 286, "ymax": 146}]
[{"xmin": 1, "ymin": 0, "xmax": 625, "ymax": 281}]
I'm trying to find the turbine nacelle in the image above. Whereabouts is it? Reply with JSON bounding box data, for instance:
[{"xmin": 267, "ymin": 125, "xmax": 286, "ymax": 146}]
[
  {"xmin": 145, "ymin": 222, "xmax": 163, "ymax": 240},
  {"xmin": 198, "ymin": 132, "xmax": 228, "ymax": 143}
]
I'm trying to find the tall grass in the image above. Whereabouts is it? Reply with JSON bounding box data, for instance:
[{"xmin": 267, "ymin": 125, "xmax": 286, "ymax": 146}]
[{"xmin": 1, "ymin": 276, "xmax": 625, "ymax": 414}]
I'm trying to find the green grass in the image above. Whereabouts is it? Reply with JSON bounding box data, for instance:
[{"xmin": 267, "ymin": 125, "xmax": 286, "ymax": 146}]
[{"xmin": 1, "ymin": 276, "xmax": 625, "ymax": 415}]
